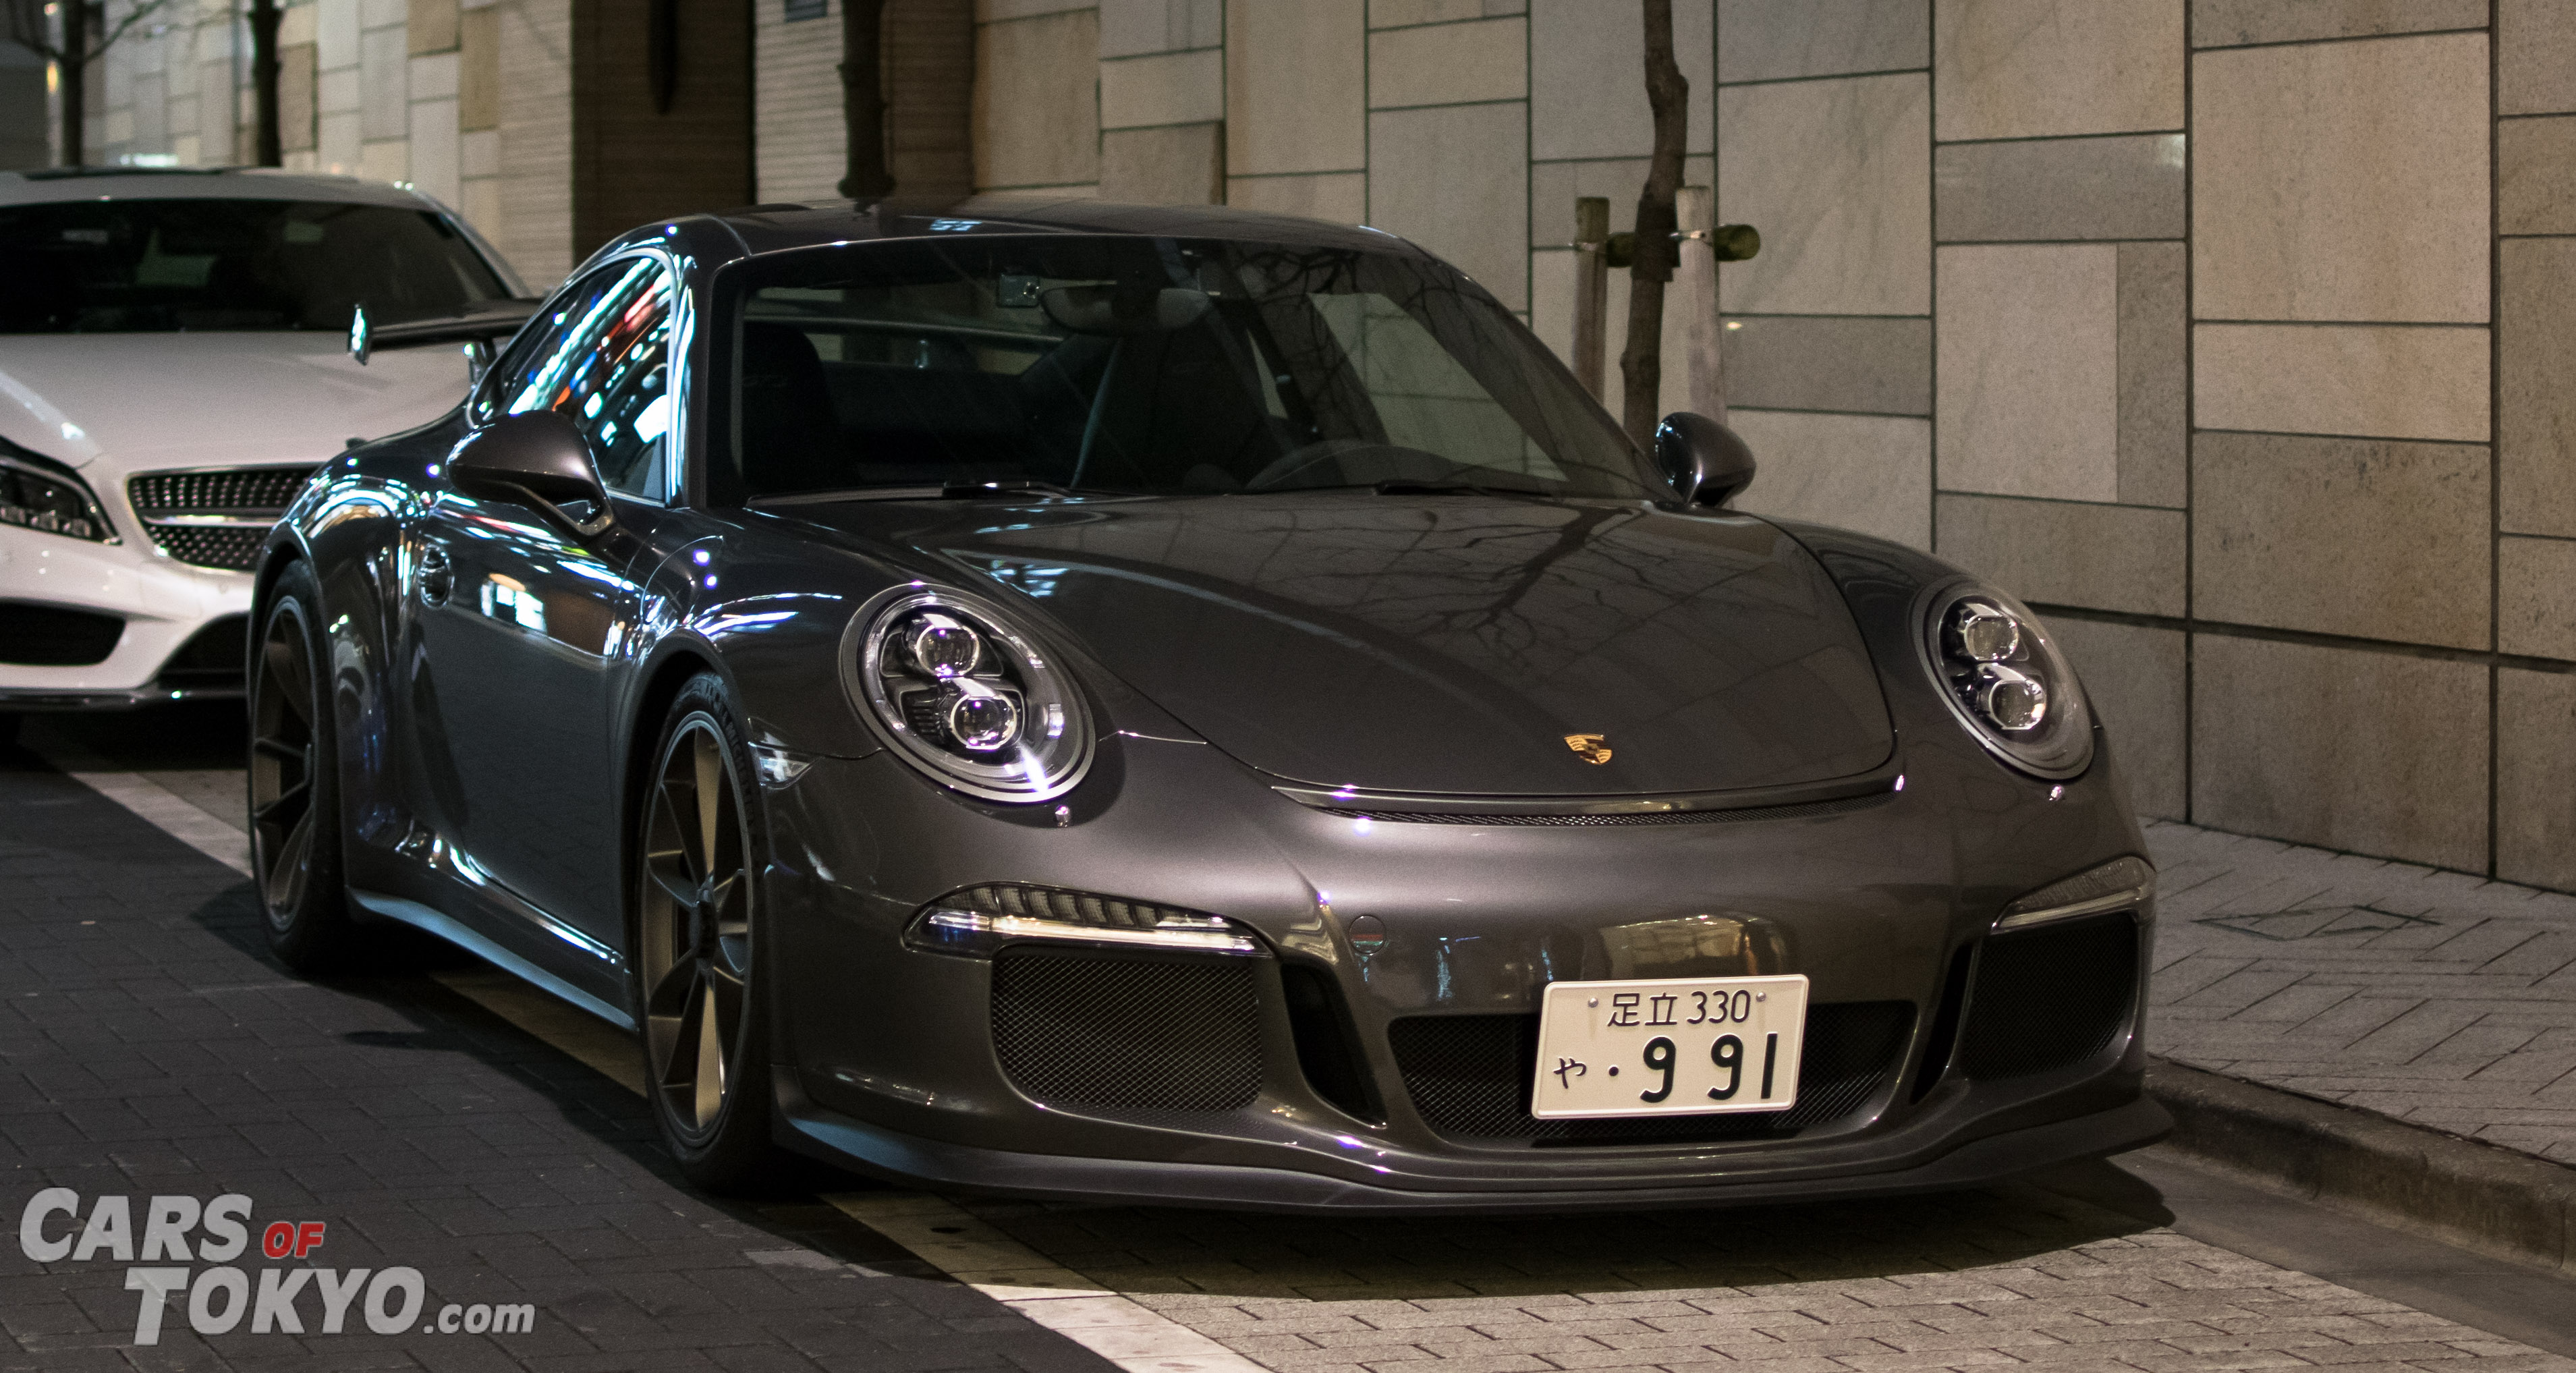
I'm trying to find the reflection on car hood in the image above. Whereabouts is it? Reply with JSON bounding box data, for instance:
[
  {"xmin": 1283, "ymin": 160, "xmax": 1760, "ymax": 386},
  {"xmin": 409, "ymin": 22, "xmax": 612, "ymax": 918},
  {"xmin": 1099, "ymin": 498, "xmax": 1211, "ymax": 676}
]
[
  {"xmin": 804, "ymin": 494, "xmax": 1895, "ymax": 798},
  {"xmin": 0, "ymin": 333, "xmax": 468, "ymax": 472}
]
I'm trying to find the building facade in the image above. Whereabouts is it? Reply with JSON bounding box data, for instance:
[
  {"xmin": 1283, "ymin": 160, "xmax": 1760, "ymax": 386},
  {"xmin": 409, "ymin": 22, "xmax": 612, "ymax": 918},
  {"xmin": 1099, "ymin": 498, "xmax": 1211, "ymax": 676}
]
[{"xmin": 39, "ymin": 0, "xmax": 2576, "ymax": 892}]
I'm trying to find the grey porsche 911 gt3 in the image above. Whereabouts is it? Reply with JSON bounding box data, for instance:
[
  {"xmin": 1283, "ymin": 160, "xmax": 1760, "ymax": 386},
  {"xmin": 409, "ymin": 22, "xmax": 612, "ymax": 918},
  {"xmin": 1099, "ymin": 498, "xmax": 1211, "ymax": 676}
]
[{"xmin": 250, "ymin": 198, "xmax": 2166, "ymax": 1208}]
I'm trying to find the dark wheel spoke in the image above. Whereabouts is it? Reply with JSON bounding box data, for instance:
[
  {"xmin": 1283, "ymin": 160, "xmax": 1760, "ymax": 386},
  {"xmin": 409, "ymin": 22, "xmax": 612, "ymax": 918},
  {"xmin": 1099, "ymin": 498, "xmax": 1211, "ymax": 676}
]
[
  {"xmin": 646, "ymin": 954, "xmax": 699, "ymax": 1019},
  {"xmin": 253, "ymin": 779, "xmax": 310, "ymax": 826},
  {"xmin": 692, "ymin": 978, "xmax": 725, "ymax": 1128},
  {"xmin": 659, "ymin": 775, "xmax": 706, "ymax": 882},
  {"xmin": 262, "ymin": 634, "xmax": 312, "ymax": 726},
  {"xmin": 263, "ymin": 810, "xmax": 312, "ymax": 912},
  {"xmin": 657, "ymin": 965, "xmax": 706, "ymax": 1095},
  {"xmin": 692, "ymin": 735, "xmax": 724, "ymax": 884},
  {"xmin": 251, "ymin": 735, "xmax": 307, "ymax": 765},
  {"xmin": 644, "ymin": 854, "xmax": 698, "ymax": 913}
]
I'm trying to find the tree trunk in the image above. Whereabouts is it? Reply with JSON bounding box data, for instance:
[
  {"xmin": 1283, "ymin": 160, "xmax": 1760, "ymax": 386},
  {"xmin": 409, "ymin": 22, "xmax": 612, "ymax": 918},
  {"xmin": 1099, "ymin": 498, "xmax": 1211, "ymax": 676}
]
[
  {"xmin": 57, "ymin": 0, "xmax": 86, "ymax": 166},
  {"xmin": 1617, "ymin": 0, "xmax": 1688, "ymax": 449},
  {"xmin": 250, "ymin": 0, "xmax": 282, "ymax": 165},
  {"xmin": 839, "ymin": 0, "xmax": 893, "ymax": 198}
]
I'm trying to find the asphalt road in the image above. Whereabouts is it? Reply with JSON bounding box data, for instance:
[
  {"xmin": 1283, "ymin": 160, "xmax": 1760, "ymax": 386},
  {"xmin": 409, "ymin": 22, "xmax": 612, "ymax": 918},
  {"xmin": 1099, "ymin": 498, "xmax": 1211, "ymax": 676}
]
[{"xmin": 3, "ymin": 702, "xmax": 2571, "ymax": 1372}]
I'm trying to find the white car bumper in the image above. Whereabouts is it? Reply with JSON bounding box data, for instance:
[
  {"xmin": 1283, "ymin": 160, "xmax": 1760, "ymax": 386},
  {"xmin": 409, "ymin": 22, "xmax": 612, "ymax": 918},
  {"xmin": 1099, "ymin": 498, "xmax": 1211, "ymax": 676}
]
[{"xmin": 0, "ymin": 522, "xmax": 254, "ymax": 709}]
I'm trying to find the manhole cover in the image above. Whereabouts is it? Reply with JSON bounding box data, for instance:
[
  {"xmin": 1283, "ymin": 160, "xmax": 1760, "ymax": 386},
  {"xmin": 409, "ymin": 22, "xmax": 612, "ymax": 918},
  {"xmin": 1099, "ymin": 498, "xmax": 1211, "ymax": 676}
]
[{"xmin": 2194, "ymin": 904, "xmax": 2437, "ymax": 941}]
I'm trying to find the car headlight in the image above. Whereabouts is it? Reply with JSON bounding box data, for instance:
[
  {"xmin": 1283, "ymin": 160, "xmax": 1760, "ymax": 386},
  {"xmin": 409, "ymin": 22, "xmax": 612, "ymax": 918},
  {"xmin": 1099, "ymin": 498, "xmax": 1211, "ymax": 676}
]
[
  {"xmin": 1918, "ymin": 582, "xmax": 2093, "ymax": 779},
  {"xmin": 0, "ymin": 445, "xmax": 116, "ymax": 543},
  {"xmin": 843, "ymin": 584, "xmax": 1094, "ymax": 802}
]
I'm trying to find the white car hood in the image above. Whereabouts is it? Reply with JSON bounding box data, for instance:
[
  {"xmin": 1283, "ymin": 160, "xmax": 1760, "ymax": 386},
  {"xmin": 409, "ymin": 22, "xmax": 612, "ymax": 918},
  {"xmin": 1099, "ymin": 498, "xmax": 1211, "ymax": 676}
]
[{"xmin": 0, "ymin": 333, "xmax": 469, "ymax": 475}]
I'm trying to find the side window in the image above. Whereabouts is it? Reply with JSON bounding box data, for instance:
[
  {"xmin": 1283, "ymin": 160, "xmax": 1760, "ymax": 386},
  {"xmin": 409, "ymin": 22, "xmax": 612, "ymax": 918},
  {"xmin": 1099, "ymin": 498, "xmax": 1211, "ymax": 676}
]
[{"xmin": 486, "ymin": 258, "xmax": 679, "ymax": 501}]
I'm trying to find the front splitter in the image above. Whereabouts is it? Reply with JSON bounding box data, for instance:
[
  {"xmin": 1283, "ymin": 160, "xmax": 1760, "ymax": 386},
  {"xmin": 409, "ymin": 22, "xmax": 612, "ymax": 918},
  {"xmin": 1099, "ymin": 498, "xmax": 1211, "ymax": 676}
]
[{"xmin": 774, "ymin": 1088, "xmax": 2173, "ymax": 1214}]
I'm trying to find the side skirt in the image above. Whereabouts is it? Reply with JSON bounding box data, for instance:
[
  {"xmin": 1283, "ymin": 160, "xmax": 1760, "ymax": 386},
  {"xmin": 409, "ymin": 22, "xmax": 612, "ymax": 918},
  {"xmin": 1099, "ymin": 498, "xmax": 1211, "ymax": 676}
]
[{"xmin": 349, "ymin": 887, "xmax": 639, "ymax": 1032}]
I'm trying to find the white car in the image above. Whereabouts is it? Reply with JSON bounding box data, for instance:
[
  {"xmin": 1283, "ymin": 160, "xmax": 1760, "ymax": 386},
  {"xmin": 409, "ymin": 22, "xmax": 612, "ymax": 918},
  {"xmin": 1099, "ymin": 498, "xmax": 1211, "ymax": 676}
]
[{"xmin": 0, "ymin": 168, "xmax": 528, "ymax": 735}]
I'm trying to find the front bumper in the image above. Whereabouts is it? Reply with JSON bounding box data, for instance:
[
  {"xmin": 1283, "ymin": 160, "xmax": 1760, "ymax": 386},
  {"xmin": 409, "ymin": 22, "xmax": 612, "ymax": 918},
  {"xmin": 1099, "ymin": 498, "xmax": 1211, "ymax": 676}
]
[
  {"xmin": 756, "ymin": 723, "xmax": 2160, "ymax": 1209},
  {"xmin": 0, "ymin": 522, "xmax": 252, "ymax": 707}
]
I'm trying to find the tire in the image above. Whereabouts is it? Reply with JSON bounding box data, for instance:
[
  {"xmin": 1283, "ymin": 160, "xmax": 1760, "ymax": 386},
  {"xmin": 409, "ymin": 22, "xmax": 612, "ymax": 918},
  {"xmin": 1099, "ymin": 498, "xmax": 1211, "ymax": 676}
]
[
  {"xmin": 250, "ymin": 561, "xmax": 359, "ymax": 972},
  {"xmin": 634, "ymin": 673, "xmax": 785, "ymax": 1191}
]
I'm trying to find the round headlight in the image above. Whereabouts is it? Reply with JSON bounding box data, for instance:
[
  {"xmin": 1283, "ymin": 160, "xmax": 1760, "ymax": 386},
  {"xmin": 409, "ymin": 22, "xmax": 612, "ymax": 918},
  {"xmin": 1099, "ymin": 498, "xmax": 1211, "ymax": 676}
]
[
  {"xmin": 1949, "ymin": 605, "xmax": 2021, "ymax": 663},
  {"xmin": 1917, "ymin": 583, "xmax": 2092, "ymax": 779},
  {"xmin": 941, "ymin": 679, "xmax": 1021, "ymax": 752},
  {"xmin": 909, "ymin": 613, "xmax": 984, "ymax": 679},
  {"xmin": 844, "ymin": 586, "xmax": 1093, "ymax": 802}
]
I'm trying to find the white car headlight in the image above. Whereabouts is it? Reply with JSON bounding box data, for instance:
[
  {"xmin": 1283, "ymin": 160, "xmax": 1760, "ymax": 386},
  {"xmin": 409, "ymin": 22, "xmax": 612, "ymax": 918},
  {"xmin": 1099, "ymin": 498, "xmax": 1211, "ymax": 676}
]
[
  {"xmin": 843, "ymin": 585, "xmax": 1094, "ymax": 802},
  {"xmin": 1918, "ymin": 582, "xmax": 2094, "ymax": 779},
  {"xmin": 0, "ymin": 445, "xmax": 116, "ymax": 544}
]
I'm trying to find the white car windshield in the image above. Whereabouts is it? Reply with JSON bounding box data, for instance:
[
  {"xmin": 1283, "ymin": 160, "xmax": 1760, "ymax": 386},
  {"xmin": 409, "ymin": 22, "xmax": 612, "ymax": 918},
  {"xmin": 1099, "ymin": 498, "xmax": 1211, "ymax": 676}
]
[
  {"xmin": 727, "ymin": 235, "xmax": 1660, "ymax": 501},
  {"xmin": 0, "ymin": 197, "xmax": 508, "ymax": 334}
]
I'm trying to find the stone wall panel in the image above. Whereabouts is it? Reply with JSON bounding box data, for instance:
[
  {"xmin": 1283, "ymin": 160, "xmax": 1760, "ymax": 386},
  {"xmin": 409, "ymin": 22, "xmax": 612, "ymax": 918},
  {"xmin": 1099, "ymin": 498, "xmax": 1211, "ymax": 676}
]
[
  {"xmin": 2192, "ymin": 430, "xmax": 2492, "ymax": 650},
  {"xmin": 2191, "ymin": 636, "xmax": 2489, "ymax": 873},
  {"xmin": 1934, "ymin": 133, "xmax": 2187, "ymax": 244},
  {"xmin": 1934, "ymin": 494, "xmax": 2187, "ymax": 617}
]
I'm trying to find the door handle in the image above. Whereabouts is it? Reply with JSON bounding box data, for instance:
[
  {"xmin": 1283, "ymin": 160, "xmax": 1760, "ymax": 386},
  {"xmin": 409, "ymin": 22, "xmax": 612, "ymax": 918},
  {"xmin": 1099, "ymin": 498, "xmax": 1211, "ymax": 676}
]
[{"xmin": 418, "ymin": 545, "xmax": 454, "ymax": 607}]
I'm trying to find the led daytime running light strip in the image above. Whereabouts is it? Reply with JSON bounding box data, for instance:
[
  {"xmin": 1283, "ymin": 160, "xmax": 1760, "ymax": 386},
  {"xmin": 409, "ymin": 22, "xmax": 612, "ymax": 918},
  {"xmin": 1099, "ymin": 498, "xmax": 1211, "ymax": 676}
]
[
  {"xmin": 1992, "ymin": 856, "xmax": 2156, "ymax": 933},
  {"xmin": 914, "ymin": 907, "xmax": 1264, "ymax": 956}
]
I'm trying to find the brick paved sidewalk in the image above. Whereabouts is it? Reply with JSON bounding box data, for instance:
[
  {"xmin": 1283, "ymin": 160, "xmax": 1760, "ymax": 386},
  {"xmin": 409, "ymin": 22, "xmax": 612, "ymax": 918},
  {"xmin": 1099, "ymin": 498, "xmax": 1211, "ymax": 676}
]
[
  {"xmin": 935, "ymin": 1181, "xmax": 2576, "ymax": 1373},
  {"xmin": 2146, "ymin": 820, "xmax": 2576, "ymax": 1165},
  {"xmin": 0, "ymin": 755, "xmax": 1112, "ymax": 1373}
]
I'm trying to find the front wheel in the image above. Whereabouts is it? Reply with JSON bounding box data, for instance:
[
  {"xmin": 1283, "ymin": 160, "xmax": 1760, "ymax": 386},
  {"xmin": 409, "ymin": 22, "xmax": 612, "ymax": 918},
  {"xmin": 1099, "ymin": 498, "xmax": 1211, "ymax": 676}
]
[
  {"xmin": 250, "ymin": 561, "xmax": 358, "ymax": 971},
  {"xmin": 634, "ymin": 673, "xmax": 784, "ymax": 1190}
]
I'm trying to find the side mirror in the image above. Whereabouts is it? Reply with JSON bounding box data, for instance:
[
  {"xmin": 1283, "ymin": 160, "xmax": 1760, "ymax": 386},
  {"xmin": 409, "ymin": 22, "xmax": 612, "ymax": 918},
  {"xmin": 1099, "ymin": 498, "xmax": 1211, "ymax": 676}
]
[
  {"xmin": 1656, "ymin": 411, "xmax": 1757, "ymax": 507},
  {"xmin": 449, "ymin": 410, "xmax": 612, "ymax": 536}
]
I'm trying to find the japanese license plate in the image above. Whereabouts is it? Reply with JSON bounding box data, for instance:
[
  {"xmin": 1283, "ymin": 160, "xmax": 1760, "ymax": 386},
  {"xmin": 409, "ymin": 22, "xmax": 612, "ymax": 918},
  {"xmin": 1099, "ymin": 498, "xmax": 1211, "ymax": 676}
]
[{"xmin": 1530, "ymin": 975, "xmax": 1810, "ymax": 1118}]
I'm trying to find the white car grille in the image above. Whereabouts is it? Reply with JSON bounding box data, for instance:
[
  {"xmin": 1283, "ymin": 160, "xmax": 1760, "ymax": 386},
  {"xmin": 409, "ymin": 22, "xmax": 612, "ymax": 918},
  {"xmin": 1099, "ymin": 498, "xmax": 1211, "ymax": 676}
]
[{"xmin": 126, "ymin": 465, "xmax": 320, "ymax": 571}]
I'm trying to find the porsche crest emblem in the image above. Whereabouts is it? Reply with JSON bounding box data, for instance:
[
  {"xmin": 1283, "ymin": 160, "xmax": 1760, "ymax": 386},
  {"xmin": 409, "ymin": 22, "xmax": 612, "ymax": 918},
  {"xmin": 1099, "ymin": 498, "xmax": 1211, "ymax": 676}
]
[{"xmin": 1563, "ymin": 733, "xmax": 1613, "ymax": 765}]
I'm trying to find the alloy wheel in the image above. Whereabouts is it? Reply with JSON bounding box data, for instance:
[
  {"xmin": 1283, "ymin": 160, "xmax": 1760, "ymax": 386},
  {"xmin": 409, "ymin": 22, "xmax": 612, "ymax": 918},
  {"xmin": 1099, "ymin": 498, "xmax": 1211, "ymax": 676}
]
[
  {"xmin": 250, "ymin": 604, "xmax": 317, "ymax": 924},
  {"xmin": 639, "ymin": 715, "xmax": 755, "ymax": 1142}
]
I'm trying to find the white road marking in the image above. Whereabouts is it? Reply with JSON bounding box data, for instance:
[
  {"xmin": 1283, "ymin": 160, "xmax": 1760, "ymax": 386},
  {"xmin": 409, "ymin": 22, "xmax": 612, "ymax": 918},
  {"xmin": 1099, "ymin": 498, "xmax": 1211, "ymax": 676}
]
[
  {"xmin": 58, "ymin": 767, "xmax": 254, "ymax": 878},
  {"xmin": 823, "ymin": 1192, "xmax": 1267, "ymax": 1373}
]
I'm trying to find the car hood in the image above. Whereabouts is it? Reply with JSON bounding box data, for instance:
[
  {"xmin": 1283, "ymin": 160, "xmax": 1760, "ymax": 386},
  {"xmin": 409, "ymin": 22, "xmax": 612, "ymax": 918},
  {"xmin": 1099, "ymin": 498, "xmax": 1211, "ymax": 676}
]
[
  {"xmin": 804, "ymin": 494, "xmax": 1895, "ymax": 797},
  {"xmin": 0, "ymin": 333, "xmax": 468, "ymax": 472}
]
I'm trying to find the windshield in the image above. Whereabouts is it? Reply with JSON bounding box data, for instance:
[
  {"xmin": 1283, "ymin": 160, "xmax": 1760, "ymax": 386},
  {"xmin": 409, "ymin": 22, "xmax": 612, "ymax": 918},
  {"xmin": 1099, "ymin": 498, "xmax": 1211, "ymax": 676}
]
[
  {"xmin": 0, "ymin": 198, "xmax": 509, "ymax": 333},
  {"xmin": 727, "ymin": 235, "xmax": 1658, "ymax": 500}
]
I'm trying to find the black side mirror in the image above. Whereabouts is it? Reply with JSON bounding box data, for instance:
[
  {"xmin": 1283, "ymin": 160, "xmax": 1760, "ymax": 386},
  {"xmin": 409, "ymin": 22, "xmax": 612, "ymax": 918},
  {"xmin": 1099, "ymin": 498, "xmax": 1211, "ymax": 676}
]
[
  {"xmin": 1656, "ymin": 411, "xmax": 1757, "ymax": 507},
  {"xmin": 449, "ymin": 410, "xmax": 612, "ymax": 536}
]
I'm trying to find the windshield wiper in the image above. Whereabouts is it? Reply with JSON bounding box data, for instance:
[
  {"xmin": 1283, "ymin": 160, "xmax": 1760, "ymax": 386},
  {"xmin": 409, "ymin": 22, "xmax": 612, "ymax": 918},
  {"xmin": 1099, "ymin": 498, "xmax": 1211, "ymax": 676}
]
[
  {"xmin": 938, "ymin": 478, "xmax": 1094, "ymax": 499},
  {"xmin": 1371, "ymin": 478, "xmax": 1555, "ymax": 499}
]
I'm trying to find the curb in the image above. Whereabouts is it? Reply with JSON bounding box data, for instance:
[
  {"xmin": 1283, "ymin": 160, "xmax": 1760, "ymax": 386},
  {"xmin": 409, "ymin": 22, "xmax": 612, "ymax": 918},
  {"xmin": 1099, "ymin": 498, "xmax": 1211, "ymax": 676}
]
[{"xmin": 2146, "ymin": 1058, "xmax": 2576, "ymax": 1277}]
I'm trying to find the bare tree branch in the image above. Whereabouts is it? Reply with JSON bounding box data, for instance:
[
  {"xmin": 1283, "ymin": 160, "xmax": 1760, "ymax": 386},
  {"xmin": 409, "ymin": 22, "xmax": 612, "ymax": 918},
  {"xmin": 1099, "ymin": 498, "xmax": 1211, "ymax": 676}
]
[{"xmin": 1618, "ymin": 0, "xmax": 1689, "ymax": 449}]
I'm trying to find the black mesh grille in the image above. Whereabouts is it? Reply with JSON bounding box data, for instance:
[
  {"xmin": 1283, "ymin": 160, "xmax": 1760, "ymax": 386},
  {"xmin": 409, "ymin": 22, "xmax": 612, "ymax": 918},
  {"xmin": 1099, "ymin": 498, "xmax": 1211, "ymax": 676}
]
[
  {"xmin": 1316, "ymin": 794, "xmax": 1892, "ymax": 827},
  {"xmin": 1959, "ymin": 913, "xmax": 2139, "ymax": 1080},
  {"xmin": 0, "ymin": 601, "xmax": 123, "ymax": 666},
  {"xmin": 140, "ymin": 524, "xmax": 267, "ymax": 571},
  {"xmin": 992, "ymin": 951, "xmax": 1262, "ymax": 1114},
  {"xmin": 127, "ymin": 466, "xmax": 316, "ymax": 515},
  {"xmin": 1390, "ymin": 1001, "xmax": 1915, "ymax": 1146}
]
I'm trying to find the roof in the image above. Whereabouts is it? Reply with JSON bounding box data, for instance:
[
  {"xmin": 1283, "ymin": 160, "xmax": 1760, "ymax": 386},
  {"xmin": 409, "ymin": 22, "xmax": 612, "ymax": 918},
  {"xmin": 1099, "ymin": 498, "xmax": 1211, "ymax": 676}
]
[
  {"xmin": 0, "ymin": 167, "xmax": 438, "ymax": 210},
  {"xmin": 691, "ymin": 196, "xmax": 1420, "ymax": 261}
]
